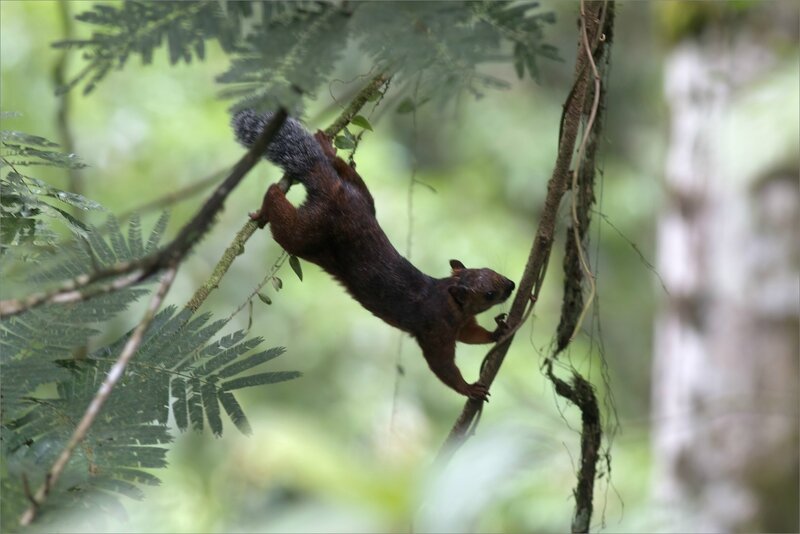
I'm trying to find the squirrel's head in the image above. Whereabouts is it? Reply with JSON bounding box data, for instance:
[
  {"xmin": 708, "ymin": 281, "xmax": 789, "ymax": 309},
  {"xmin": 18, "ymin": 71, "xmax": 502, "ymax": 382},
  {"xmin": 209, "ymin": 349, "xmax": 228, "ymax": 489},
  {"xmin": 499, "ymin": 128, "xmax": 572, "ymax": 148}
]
[{"xmin": 447, "ymin": 259, "xmax": 515, "ymax": 314}]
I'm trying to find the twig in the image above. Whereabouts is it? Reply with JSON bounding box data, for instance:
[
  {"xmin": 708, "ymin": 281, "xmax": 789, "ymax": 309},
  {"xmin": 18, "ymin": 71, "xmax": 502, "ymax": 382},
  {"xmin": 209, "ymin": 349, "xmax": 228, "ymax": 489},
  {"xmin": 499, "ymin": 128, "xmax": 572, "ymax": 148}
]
[
  {"xmin": 184, "ymin": 73, "xmax": 390, "ymax": 313},
  {"xmin": 53, "ymin": 0, "xmax": 82, "ymax": 207},
  {"xmin": 0, "ymin": 110, "xmax": 288, "ymax": 319},
  {"xmin": 223, "ymin": 251, "xmax": 289, "ymax": 321},
  {"xmin": 550, "ymin": 3, "xmax": 612, "ymax": 532},
  {"xmin": 324, "ymin": 73, "xmax": 388, "ymax": 138},
  {"xmin": 185, "ymin": 220, "xmax": 260, "ymax": 312},
  {"xmin": 0, "ymin": 260, "xmax": 157, "ymax": 318},
  {"xmin": 567, "ymin": 0, "xmax": 604, "ymax": 343},
  {"xmin": 545, "ymin": 363, "xmax": 602, "ymax": 534},
  {"xmin": 19, "ymin": 265, "xmax": 179, "ymax": 526}
]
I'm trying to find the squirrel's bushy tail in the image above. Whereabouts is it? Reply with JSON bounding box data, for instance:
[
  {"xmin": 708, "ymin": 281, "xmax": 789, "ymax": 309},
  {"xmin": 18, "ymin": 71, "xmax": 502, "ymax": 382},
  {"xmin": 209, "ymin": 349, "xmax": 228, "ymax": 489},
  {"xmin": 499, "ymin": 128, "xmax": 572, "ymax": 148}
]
[{"xmin": 232, "ymin": 109, "xmax": 326, "ymax": 179}]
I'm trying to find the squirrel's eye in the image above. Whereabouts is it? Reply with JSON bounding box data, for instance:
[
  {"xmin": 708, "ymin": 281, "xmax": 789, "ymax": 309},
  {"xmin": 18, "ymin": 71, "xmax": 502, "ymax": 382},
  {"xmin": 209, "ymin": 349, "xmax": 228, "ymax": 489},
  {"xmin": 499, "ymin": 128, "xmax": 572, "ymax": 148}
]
[{"xmin": 485, "ymin": 291, "xmax": 495, "ymax": 300}]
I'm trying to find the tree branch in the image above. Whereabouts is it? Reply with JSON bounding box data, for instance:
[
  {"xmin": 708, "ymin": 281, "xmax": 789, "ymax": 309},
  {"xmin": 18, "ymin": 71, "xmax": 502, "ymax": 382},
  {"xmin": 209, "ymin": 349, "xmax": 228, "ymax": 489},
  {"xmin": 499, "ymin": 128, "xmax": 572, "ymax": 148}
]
[
  {"xmin": 0, "ymin": 110, "xmax": 288, "ymax": 318},
  {"xmin": 437, "ymin": 3, "xmax": 604, "ymax": 459},
  {"xmin": 438, "ymin": 6, "xmax": 613, "ymax": 533}
]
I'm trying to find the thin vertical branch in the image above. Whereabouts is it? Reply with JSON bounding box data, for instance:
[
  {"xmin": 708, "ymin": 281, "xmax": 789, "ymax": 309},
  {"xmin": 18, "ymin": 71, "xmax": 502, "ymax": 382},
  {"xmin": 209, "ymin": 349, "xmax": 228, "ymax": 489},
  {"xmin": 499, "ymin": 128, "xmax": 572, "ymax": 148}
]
[
  {"xmin": 438, "ymin": 1, "xmax": 606, "ymax": 458},
  {"xmin": 437, "ymin": 5, "xmax": 614, "ymax": 532},
  {"xmin": 567, "ymin": 0, "xmax": 605, "ymax": 344},
  {"xmin": 53, "ymin": 0, "xmax": 82, "ymax": 204}
]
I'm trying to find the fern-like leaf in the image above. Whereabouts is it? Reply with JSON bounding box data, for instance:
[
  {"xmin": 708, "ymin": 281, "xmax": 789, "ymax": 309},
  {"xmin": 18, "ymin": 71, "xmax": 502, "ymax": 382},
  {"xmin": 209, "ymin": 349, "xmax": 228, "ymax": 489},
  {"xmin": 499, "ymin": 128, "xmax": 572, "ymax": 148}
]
[
  {"xmin": 218, "ymin": 2, "xmax": 350, "ymax": 112},
  {"xmin": 56, "ymin": 2, "xmax": 558, "ymax": 111},
  {"xmin": 0, "ymin": 122, "xmax": 97, "ymax": 264},
  {"xmin": 2, "ymin": 300, "xmax": 296, "ymax": 528},
  {"xmin": 54, "ymin": 1, "xmax": 260, "ymax": 95},
  {"xmin": 90, "ymin": 306, "xmax": 297, "ymax": 436}
]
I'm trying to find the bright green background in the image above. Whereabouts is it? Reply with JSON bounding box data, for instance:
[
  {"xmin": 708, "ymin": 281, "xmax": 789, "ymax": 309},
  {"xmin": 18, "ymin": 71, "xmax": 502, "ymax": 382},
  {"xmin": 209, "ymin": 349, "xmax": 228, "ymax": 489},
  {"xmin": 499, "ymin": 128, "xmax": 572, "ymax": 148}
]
[{"xmin": 2, "ymin": 2, "xmax": 795, "ymax": 532}]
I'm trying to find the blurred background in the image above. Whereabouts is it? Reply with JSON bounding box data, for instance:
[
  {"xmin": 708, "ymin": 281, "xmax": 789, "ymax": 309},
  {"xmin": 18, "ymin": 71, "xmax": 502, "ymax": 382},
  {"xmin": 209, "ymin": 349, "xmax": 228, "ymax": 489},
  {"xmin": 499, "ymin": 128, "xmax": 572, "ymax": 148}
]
[{"xmin": 1, "ymin": 1, "xmax": 797, "ymax": 532}]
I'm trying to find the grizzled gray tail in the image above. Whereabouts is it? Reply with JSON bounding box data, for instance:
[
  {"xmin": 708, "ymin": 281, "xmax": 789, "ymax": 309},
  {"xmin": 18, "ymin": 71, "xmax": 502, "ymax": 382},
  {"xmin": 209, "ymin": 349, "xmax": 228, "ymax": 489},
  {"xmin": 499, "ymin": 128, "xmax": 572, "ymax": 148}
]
[{"xmin": 232, "ymin": 109, "xmax": 326, "ymax": 179}]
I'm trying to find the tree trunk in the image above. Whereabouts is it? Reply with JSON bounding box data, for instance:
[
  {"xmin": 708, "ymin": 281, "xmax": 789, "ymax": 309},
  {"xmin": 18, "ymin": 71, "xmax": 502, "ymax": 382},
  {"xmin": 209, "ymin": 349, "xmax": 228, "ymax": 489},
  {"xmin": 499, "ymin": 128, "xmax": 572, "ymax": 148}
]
[{"xmin": 652, "ymin": 16, "xmax": 799, "ymax": 534}]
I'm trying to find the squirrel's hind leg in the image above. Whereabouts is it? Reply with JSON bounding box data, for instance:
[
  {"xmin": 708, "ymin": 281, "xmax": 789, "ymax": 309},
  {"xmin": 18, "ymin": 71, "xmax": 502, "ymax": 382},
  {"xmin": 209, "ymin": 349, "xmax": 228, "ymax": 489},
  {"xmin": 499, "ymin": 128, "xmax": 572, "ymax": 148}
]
[
  {"xmin": 249, "ymin": 187, "xmax": 273, "ymax": 228},
  {"xmin": 263, "ymin": 183, "xmax": 323, "ymax": 256}
]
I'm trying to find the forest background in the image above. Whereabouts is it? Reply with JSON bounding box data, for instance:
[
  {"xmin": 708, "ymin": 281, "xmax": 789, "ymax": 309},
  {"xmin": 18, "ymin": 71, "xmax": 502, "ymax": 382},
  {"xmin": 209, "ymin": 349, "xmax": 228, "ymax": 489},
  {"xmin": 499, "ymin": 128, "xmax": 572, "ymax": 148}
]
[{"xmin": 1, "ymin": 1, "xmax": 797, "ymax": 532}]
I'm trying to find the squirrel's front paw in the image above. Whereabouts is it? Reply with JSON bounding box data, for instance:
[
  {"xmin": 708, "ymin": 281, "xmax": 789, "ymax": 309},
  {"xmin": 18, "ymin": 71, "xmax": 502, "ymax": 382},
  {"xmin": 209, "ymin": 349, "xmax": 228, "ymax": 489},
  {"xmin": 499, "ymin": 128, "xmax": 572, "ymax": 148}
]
[
  {"xmin": 466, "ymin": 382, "xmax": 490, "ymax": 402},
  {"xmin": 492, "ymin": 313, "xmax": 510, "ymax": 340}
]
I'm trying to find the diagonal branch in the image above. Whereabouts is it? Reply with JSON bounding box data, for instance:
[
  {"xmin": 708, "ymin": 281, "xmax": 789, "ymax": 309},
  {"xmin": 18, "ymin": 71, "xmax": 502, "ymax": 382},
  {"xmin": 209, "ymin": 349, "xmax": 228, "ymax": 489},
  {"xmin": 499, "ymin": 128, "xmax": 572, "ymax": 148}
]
[{"xmin": 0, "ymin": 110, "xmax": 288, "ymax": 319}]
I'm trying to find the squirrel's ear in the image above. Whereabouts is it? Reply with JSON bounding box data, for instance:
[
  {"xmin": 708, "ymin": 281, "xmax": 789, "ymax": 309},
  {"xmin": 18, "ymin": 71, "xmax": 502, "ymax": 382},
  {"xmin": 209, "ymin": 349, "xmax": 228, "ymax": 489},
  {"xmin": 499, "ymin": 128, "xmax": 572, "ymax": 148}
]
[
  {"xmin": 448, "ymin": 284, "xmax": 468, "ymax": 307},
  {"xmin": 449, "ymin": 259, "xmax": 465, "ymax": 273}
]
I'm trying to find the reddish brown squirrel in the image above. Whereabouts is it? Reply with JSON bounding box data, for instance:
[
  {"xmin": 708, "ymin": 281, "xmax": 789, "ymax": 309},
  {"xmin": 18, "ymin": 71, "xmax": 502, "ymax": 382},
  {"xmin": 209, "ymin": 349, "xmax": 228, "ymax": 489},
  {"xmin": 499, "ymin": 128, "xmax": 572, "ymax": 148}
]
[{"xmin": 232, "ymin": 110, "xmax": 515, "ymax": 401}]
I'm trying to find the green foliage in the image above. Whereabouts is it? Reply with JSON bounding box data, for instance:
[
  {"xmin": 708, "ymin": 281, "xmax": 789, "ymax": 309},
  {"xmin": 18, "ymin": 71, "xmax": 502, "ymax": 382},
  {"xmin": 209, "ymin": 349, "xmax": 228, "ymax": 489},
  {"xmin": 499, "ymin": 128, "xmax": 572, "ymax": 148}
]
[
  {"xmin": 0, "ymin": 117, "xmax": 96, "ymax": 262},
  {"xmin": 52, "ymin": 1, "xmax": 258, "ymax": 95},
  {"xmin": 476, "ymin": 2, "xmax": 561, "ymax": 80},
  {"xmin": 351, "ymin": 1, "xmax": 559, "ymax": 102},
  {"xmin": 217, "ymin": 2, "xmax": 350, "ymax": 112},
  {"xmin": 288, "ymin": 254, "xmax": 303, "ymax": 281},
  {"xmin": 57, "ymin": 1, "xmax": 558, "ymax": 112},
  {"xmin": 0, "ymin": 204, "xmax": 297, "ymax": 529}
]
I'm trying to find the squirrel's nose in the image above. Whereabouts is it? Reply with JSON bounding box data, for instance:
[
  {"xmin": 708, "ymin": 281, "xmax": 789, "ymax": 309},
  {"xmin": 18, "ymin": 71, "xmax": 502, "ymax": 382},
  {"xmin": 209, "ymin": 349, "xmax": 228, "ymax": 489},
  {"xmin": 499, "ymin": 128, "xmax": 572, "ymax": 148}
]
[{"xmin": 504, "ymin": 279, "xmax": 515, "ymax": 298}]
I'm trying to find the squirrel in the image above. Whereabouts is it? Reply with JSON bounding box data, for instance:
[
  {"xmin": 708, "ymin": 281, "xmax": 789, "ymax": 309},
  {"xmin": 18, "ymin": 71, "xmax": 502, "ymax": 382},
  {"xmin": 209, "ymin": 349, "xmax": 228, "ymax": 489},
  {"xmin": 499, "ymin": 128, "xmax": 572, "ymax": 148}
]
[{"xmin": 232, "ymin": 110, "xmax": 515, "ymax": 401}]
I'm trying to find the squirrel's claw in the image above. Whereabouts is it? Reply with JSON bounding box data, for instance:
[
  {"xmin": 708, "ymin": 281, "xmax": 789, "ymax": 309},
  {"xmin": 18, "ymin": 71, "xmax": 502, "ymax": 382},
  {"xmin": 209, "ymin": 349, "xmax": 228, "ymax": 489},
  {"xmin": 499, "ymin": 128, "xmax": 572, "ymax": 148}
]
[
  {"xmin": 492, "ymin": 313, "xmax": 510, "ymax": 341},
  {"xmin": 466, "ymin": 382, "xmax": 490, "ymax": 402}
]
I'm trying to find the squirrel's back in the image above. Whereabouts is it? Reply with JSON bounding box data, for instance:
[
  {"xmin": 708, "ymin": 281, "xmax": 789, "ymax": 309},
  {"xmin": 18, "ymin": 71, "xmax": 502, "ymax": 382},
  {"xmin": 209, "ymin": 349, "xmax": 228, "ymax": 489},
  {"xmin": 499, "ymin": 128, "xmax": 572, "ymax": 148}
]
[{"xmin": 230, "ymin": 109, "xmax": 515, "ymax": 400}]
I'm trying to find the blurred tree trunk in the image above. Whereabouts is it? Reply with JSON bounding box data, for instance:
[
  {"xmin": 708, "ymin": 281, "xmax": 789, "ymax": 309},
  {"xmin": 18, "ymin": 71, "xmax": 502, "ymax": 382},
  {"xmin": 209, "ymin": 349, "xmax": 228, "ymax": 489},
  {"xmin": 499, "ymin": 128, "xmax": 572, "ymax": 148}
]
[{"xmin": 652, "ymin": 7, "xmax": 799, "ymax": 533}]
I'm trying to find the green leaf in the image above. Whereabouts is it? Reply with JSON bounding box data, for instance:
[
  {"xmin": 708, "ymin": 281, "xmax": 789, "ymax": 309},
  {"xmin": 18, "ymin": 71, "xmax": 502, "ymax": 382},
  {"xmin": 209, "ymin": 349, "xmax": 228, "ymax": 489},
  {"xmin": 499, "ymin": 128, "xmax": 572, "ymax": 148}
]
[
  {"xmin": 218, "ymin": 391, "xmax": 251, "ymax": 435},
  {"xmin": 350, "ymin": 115, "xmax": 373, "ymax": 131},
  {"xmin": 198, "ymin": 337, "xmax": 262, "ymax": 376},
  {"xmin": 289, "ymin": 255, "xmax": 303, "ymax": 281},
  {"xmin": 217, "ymin": 347, "xmax": 286, "ymax": 379},
  {"xmin": 396, "ymin": 97, "xmax": 430, "ymax": 114},
  {"xmin": 256, "ymin": 292, "xmax": 272, "ymax": 305},
  {"xmin": 2, "ymin": 143, "xmax": 87, "ymax": 169},
  {"xmin": 53, "ymin": 2, "xmax": 245, "ymax": 94},
  {"xmin": 334, "ymin": 135, "xmax": 355, "ymax": 150},
  {"xmin": 128, "ymin": 213, "xmax": 144, "ymax": 258},
  {"xmin": 396, "ymin": 98, "xmax": 416, "ymax": 114},
  {"xmin": 221, "ymin": 371, "xmax": 301, "ymax": 391},
  {"xmin": 271, "ymin": 276, "xmax": 282, "ymax": 291},
  {"xmin": 145, "ymin": 212, "xmax": 169, "ymax": 253},
  {"xmin": 171, "ymin": 378, "xmax": 188, "ymax": 432},
  {"xmin": 188, "ymin": 378, "xmax": 204, "ymax": 431},
  {"xmin": 0, "ymin": 130, "xmax": 60, "ymax": 148},
  {"xmin": 202, "ymin": 382, "xmax": 223, "ymax": 436}
]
